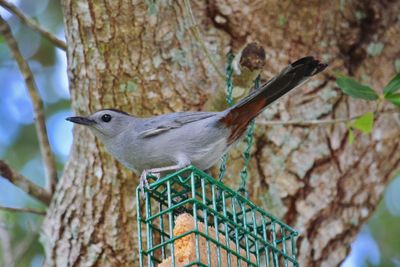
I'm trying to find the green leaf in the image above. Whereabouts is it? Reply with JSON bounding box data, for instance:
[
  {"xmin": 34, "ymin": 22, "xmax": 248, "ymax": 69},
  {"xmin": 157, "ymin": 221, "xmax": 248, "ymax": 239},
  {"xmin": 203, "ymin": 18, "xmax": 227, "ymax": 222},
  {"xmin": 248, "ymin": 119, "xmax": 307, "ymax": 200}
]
[
  {"xmin": 336, "ymin": 75, "xmax": 379, "ymax": 100},
  {"xmin": 383, "ymin": 73, "xmax": 400, "ymax": 95},
  {"xmin": 385, "ymin": 93, "xmax": 400, "ymax": 107},
  {"xmin": 348, "ymin": 128, "xmax": 355, "ymax": 144},
  {"xmin": 352, "ymin": 112, "xmax": 374, "ymax": 134}
]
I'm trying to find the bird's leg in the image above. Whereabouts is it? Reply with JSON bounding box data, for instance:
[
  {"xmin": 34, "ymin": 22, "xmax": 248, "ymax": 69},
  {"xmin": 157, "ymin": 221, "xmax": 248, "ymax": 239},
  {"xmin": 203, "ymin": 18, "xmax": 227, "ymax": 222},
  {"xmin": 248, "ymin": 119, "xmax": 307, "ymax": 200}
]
[
  {"xmin": 139, "ymin": 161, "xmax": 190, "ymax": 197},
  {"xmin": 139, "ymin": 169, "xmax": 164, "ymax": 197},
  {"xmin": 139, "ymin": 170, "xmax": 151, "ymax": 197}
]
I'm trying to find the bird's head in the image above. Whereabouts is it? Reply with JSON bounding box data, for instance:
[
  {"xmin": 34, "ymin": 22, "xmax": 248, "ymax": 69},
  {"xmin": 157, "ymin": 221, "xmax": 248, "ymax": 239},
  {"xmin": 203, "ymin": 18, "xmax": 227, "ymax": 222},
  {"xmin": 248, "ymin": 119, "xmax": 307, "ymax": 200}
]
[{"xmin": 66, "ymin": 109, "xmax": 132, "ymax": 140}]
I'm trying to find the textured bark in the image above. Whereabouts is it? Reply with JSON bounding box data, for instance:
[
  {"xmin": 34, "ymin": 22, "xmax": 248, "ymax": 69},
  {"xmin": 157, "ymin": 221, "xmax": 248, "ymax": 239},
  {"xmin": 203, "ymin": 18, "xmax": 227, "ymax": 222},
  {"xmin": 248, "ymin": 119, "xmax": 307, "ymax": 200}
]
[{"xmin": 41, "ymin": 0, "xmax": 400, "ymax": 266}]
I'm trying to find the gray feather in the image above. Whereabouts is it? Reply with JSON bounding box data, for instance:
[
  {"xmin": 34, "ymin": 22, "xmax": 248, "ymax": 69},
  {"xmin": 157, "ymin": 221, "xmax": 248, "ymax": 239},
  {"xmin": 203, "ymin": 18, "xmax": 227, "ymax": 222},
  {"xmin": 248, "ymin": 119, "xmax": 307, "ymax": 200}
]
[{"xmin": 138, "ymin": 112, "xmax": 218, "ymax": 138}]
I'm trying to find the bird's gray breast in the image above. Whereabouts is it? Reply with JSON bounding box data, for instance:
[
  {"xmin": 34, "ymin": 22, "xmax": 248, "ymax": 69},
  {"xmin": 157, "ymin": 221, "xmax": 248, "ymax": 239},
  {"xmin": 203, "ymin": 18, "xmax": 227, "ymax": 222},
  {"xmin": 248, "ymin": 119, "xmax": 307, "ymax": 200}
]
[{"xmin": 108, "ymin": 114, "xmax": 229, "ymax": 172}]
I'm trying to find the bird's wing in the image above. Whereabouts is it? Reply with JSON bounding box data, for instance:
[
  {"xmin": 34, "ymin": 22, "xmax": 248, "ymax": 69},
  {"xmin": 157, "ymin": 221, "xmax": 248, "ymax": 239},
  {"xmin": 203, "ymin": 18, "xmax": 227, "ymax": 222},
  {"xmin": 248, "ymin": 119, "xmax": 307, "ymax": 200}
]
[{"xmin": 138, "ymin": 112, "xmax": 218, "ymax": 138}]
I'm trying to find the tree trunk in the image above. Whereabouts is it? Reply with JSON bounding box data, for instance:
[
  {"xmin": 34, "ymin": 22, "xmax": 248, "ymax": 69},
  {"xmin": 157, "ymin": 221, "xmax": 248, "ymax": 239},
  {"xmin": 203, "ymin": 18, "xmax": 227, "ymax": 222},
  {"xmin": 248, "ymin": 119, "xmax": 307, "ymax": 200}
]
[{"xmin": 41, "ymin": 1, "xmax": 400, "ymax": 266}]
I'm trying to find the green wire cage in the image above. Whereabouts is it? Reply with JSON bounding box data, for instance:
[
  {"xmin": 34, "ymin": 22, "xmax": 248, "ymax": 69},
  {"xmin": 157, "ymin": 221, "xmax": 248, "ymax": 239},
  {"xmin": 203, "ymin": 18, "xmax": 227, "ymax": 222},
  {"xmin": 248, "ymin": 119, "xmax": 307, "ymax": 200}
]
[{"xmin": 136, "ymin": 166, "xmax": 299, "ymax": 267}]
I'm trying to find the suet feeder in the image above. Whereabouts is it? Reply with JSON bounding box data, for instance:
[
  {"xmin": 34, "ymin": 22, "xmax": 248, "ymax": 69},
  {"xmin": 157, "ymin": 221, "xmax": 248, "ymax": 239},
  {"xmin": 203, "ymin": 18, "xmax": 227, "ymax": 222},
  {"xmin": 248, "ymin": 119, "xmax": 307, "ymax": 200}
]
[{"xmin": 136, "ymin": 166, "xmax": 299, "ymax": 266}]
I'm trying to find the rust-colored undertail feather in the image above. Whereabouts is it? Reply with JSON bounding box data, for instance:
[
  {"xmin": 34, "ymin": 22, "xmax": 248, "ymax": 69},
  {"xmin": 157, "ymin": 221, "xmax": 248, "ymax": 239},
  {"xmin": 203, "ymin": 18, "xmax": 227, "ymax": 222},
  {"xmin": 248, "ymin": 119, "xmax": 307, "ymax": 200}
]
[{"xmin": 221, "ymin": 56, "xmax": 327, "ymax": 143}]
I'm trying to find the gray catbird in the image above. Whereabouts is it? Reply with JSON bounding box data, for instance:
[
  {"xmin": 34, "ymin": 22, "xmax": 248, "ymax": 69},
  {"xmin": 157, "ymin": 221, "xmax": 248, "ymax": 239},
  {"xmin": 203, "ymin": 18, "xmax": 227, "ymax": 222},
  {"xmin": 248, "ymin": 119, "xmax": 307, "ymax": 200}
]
[{"xmin": 66, "ymin": 56, "xmax": 327, "ymax": 193}]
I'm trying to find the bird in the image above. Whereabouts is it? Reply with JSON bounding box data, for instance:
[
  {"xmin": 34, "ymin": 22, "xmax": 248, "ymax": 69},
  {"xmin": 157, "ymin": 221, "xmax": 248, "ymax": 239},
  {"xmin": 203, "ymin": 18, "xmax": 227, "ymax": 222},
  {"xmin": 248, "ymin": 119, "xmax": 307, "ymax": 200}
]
[{"xmin": 66, "ymin": 56, "xmax": 327, "ymax": 195}]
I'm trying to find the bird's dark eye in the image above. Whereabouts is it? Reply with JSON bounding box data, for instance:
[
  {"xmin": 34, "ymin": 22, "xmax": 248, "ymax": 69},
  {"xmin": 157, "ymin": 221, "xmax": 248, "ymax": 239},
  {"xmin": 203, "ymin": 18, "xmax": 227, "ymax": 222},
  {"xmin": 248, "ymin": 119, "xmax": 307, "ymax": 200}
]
[{"xmin": 101, "ymin": 114, "xmax": 112, "ymax": 122}]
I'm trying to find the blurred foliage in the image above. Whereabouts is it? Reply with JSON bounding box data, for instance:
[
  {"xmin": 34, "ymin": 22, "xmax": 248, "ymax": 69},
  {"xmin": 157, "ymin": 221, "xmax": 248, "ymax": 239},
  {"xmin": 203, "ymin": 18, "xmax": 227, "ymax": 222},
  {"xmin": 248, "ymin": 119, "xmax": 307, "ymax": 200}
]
[
  {"xmin": 0, "ymin": 0, "xmax": 69, "ymax": 266},
  {"xmin": 369, "ymin": 176, "xmax": 400, "ymax": 267}
]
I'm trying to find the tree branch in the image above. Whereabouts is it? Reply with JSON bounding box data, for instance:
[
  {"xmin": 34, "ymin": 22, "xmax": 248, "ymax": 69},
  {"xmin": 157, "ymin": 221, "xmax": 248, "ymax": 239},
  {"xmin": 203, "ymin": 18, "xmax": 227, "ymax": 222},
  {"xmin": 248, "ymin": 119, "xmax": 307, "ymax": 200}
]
[
  {"xmin": 0, "ymin": 160, "xmax": 51, "ymax": 205},
  {"xmin": 256, "ymin": 110, "xmax": 399, "ymax": 126},
  {"xmin": 0, "ymin": 205, "xmax": 46, "ymax": 216},
  {"xmin": 0, "ymin": 0, "xmax": 67, "ymax": 50},
  {"xmin": 0, "ymin": 15, "xmax": 58, "ymax": 194}
]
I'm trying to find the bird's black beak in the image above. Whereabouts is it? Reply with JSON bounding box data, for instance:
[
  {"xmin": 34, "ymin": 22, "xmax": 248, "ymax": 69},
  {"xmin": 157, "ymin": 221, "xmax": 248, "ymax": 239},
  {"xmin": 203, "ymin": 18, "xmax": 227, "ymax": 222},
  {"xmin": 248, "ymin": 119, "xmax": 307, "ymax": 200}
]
[{"xmin": 66, "ymin": 116, "xmax": 95, "ymax": 126}]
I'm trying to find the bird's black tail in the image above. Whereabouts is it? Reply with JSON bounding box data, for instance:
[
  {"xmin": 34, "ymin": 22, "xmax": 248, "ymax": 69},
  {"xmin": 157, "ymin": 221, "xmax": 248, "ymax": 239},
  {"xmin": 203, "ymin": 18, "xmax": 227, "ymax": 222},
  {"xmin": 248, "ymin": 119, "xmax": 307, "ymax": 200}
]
[{"xmin": 221, "ymin": 57, "xmax": 327, "ymax": 142}]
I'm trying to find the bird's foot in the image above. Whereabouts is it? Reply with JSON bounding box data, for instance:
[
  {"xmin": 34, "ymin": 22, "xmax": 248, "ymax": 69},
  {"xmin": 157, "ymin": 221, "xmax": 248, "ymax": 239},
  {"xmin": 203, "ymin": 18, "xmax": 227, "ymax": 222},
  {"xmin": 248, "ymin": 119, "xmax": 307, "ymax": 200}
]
[
  {"xmin": 139, "ymin": 170, "xmax": 161, "ymax": 198},
  {"xmin": 152, "ymin": 172, "xmax": 161, "ymax": 181},
  {"xmin": 139, "ymin": 170, "xmax": 149, "ymax": 198}
]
